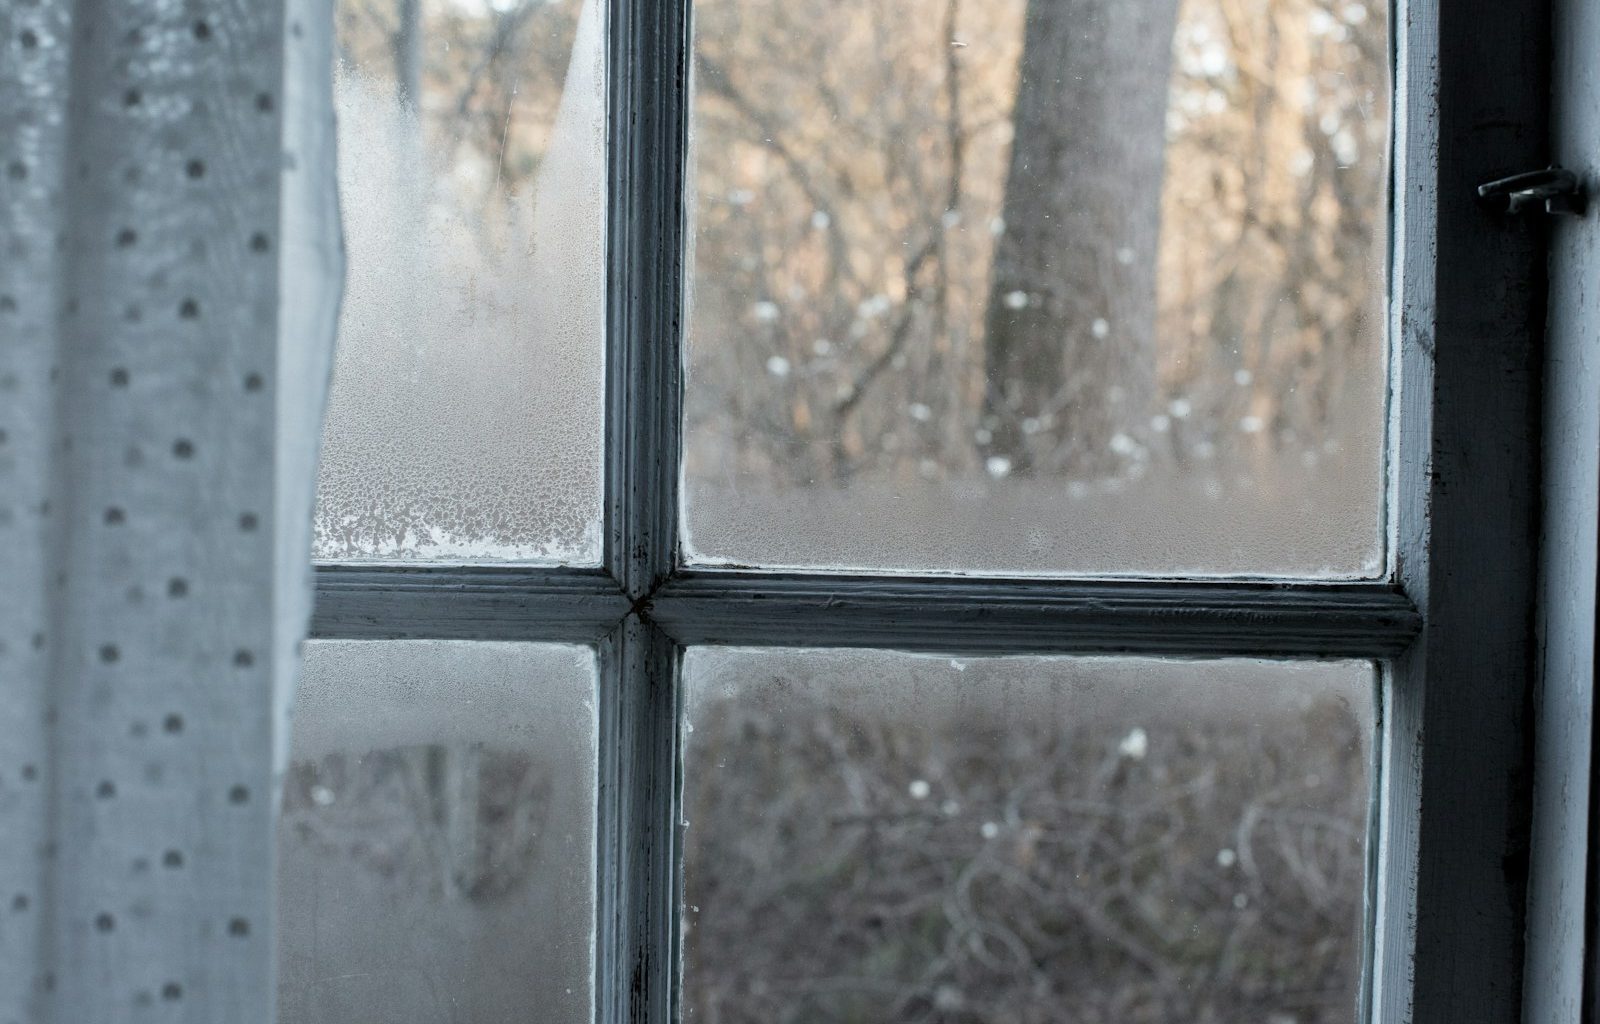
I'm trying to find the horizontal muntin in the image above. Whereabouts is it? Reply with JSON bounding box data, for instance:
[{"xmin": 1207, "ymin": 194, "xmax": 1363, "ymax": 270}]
[
  {"xmin": 648, "ymin": 570, "xmax": 1420, "ymax": 657},
  {"xmin": 312, "ymin": 564, "xmax": 630, "ymax": 643},
  {"xmin": 312, "ymin": 563, "xmax": 1420, "ymax": 657}
]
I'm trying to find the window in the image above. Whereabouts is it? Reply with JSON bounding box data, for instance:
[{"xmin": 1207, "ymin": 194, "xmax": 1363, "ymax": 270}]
[{"xmin": 304, "ymin": 0, "xmax": 1545, "ymax": 1022}]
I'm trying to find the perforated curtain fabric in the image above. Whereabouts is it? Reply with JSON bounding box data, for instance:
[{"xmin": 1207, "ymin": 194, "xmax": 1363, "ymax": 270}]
[{"xmin": 0, "ymin": 1, "xmax": 342, "ymax": 1021}]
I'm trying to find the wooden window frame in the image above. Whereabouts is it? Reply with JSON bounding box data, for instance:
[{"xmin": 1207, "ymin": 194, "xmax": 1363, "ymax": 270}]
[{"xmin": 309, "ymin": 0, "xmax": 1551, "ymax": 1019}]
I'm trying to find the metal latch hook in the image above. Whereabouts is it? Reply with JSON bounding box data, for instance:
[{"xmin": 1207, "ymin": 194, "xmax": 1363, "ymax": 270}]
[{"xmin": 1477, "ymin": 166, "xmax": 1585, "ymax": 216}]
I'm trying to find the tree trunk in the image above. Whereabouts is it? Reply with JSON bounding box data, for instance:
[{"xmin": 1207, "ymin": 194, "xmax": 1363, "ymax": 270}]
[
  {"xmin": 393, "ymin": 0, "xmax": 422, "ymax": 110},
  {"xmin": 981, "ymin": 0, "xmax": 1181, "ymax": 477}
]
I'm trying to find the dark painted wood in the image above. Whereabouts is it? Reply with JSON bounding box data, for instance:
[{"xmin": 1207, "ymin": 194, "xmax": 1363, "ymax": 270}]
[
  {"xmin": 598, "ymin": 0, "xmax": 692, "ymax": 1019},
  {"xmin": 604, "ymin": 0, "xmax": 687, "ymax": 602},
  {"xmin": 310, "ymin": 564, "xmax": 627, "ymax": 641},
  {"xmin": 650, "ymin": 572, "xmax": 1419, "ymax": 657},
  {"xmin": 1372, "ymin": 0, "xmax": 1548, "ymax": 1018},
  {"xmin": 595, "ymin": 617, "xmax": 681, "ymax": 1024},
  {"xmin": 1590, "ymin": 568, "xmax": 1600, "ymax": 1023}
]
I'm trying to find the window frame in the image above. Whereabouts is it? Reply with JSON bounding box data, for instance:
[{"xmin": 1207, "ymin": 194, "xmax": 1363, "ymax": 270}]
[{"xmin": 309, "ymin": 0, "xmax": 1550, "ymax": 1019}]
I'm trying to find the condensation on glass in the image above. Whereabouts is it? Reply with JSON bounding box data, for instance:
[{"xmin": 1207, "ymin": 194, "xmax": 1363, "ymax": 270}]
[
  {"xmin": 314, "ymin": 0, "xmax": 605, "ymax": 562},
  {"xmin": 684, "ymin": 0, "xmax": 1389, "ymax": 576},
  {"xmin": 681, "ymin": 649, "xmax": 1376, "ymax": 1022},
  {"xmin": 277, "ymin": 641, "xmax": 597, "ymax": 1024}
]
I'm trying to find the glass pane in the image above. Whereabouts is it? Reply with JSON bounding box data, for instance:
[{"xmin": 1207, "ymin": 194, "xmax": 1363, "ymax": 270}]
[
  {"xmin": 684, "ymin": 0, "xmax": 1389, "ymax": 576},
  {"xmin": 278, "ymin": 641, "xmax": 597, "ymax": 1024},
  {"xmin": 314, "ymin": 0, "xmax": 605, "ymax": 562},
  {"xmin": 682, "ymin": 649, "xmax": 1375, "ymax": 1021}
]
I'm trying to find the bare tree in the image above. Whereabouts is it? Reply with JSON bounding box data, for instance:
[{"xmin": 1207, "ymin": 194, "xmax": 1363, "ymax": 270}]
[
  {"xmin": 392, "ymin": 0, "xmax": 421, "ymax": 109},
  {"xmin": 980, "ymin": 0, "xmax": 1182, "ymax": 478}
]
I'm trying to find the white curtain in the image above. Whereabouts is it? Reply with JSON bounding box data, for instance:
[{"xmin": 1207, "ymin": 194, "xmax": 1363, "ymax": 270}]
[{"xmin": 0, "ymin": 0, "xmax": 342, "ymax": 1020}]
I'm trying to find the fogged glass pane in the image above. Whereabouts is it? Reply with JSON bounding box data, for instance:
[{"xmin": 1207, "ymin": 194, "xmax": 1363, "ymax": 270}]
[
  {"xmin": 684, "ymin": 0, "xmax": 1388, "ymax": 575},
  {"xmin": 278, "ymin": 642, "xmax": 597, "ymax": 1024},
  {"xmin": 314, "ymin": 0, "xmax": 604, "ymax": 562},
  {"xmin": 682, "ymin": 649, "xmax": 1374, "ymax": 1022}
]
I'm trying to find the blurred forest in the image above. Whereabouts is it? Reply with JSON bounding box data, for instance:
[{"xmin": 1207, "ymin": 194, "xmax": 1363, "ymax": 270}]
[
  {"xmin": 278, "ymin": 642, "xmax": 1374, "ymax": 1024},
  {"xmin": 682, "ymin": 0, "xmax": 1388, "ymax": 574},
  {"xmin": 314, "ymin": 0, "xmax": 604, "ymax": 561},
  {"xmin": 277, "ymin": 642, "xmax": 598, "ymax": 1024},
  {"xmin": 682, "ymin": 653, "xmax": 1373, "ymax": 1024},
  {"xmin": 685, "ymin": 0, "xmax": 1387, "ymax": 491},
  {"xmin": 316, "ymin": 0, "xmax": 1390, "ymax": 571}
]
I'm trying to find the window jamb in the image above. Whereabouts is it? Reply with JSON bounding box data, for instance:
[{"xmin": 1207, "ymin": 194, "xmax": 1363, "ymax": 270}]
[{"xmin": 1369, "ymin": 0, "xmax": 1548, "ymax": 1019}]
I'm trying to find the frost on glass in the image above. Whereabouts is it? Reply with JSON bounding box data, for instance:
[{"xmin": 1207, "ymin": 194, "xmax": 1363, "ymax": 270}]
[
  {"xmin": 684, "ymin": 0, "xmax": 1389, "ymax": 575},
  {"xmin": 277, "ymin": 642, "xmax": 597, "ymax": 1024},
  {"xmin": 314, "ymin": 0, "xmax": 605, "ymax": 562},
  {"xmin": 682, "ymin": 650, "xmax": 1375, "ymax": 1023}
]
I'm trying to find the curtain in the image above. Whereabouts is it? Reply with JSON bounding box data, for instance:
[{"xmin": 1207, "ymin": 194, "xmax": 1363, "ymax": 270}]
[{"xmin": 0, "ymin": 0, "xmax": 342, "ymax": 1020}]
